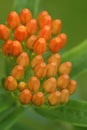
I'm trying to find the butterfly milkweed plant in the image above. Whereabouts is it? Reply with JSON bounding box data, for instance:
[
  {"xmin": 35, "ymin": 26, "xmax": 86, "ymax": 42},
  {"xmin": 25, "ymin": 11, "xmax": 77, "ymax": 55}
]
[{"xmin": 0, "ymin": 0, "xmax": 87, "ymax": 130}]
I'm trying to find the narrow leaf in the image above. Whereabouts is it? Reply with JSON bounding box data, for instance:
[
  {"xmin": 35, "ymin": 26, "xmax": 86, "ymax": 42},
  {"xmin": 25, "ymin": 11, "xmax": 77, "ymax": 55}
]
[
  {"xmin": 0, "ymin": 105, "xmax": 24, "ymax": 130},
  {"xmin": 62, "ymin": 40, "xmax": 87, "ymax": 78},
  {"xmin": 34, "ymin": 100, "xmax": 87, "ymax": 127},
  {"xmin": 0, "ymin": 104, "xmax": 16, "ymax": 122}
]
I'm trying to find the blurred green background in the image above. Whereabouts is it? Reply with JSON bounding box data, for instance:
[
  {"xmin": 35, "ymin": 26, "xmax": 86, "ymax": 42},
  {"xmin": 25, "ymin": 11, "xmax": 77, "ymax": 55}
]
[{"xmin": 0, "ymin": 0, "xmax": 87, "ymax": 130}]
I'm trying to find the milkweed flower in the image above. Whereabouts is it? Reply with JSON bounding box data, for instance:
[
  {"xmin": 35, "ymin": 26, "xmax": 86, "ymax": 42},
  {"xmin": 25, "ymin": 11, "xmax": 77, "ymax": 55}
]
[
  {"xmin": 14, "ymin": 25, "xmax": 28, "ymax": 41},
  {"xmin": 32, "ymin": 92, "xmax": 45, "ymax": 106},
  {"xmin": 17, "ymin": 52, "xmax": 29, "ymax": 68},
  {"xmin": 7, "ymin": 11, "xmax": 20, "ymax": 29},
  {"xmin": 20, "ymin": 8, "xmax": 32, "ymax": 24},
  {"xmin": 43, "ymin": 77, "xmax": 57, "ymax": 93},
  {"xmin": 0, "ymin": 8, "xmax": 77, "ymax": 106},
  {"xmin": 28, "ymin": 76, "xmax": 40, "ymax": 92},
  {"xmin": 4, "ymin": 76, "xmax": 17, "ymax": 91},
  {"xmin": 0, "ymin": 24, "xmax": 10, "ymax": 40},
  {"xmin": 19, "ymin": 89, "xmax": 32, "ymax": 104},
  {"xmin": 18, "ymin": 81, "xmax": 27, "ymax": 91}
]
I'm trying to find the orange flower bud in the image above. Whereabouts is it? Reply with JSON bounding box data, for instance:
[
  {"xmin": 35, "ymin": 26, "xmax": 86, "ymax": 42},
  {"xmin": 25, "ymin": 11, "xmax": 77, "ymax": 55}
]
[
  {"xmin": 7, "ymin": 11, "xmax": 20, "ymax": 29},
  {"xmin": 60, "ymin": 89, "xmax": 69, "ymax": 104},
  {"xmin": 18, "ymin": 81, "xmax": 27, "ymax": 91},
  {"xmin": 67, "ymin": 80, "xmax": 77, "ymax": 94},
  {"xmin": 39, "ymin": 15, "xmax": 52, "ymax": 28},
  {"xmin": 4, "ymin": 76, "xmax": 17, "ymax": 91},
  {"xmin": 0, "ymin": 24, "xmax": 10, "ymax": 40},
  {"xmin": 38, "ymin": 25, "xmax": 51, "ymax": 41},
  {"xmin": 58, "ymin": 33, "xmax": 67, "ymax": 48},
  {"xmin": 26, "ymin": 35, "xmax": 37, "ymax": 50},
  {"xmin": 59, "ymin": 62, "xmax": 72, "ymax": 75},
  {"xmin": 34, "ymin": 62, "xmax": 47, "ymax": 78},
  {"xmin": 2, "ymin": 39, "xmax": 12, "ymax": 55},
  {"xmin": 17, "ymin": 52, "xmax": 29, "ymax": 67},
  {"xmin": 57, "ymin": 74, "xmax": 70, "ymax": 89},
  {"xmin": 33, "ymin": 38, "xmax": 46, "ymax": 55},
  {"xmin": 31, "ymin": 55, "xmax": 44, "ymax": 68},
  {"xmin": 48, "ymin": 91, "xmax": 61, "ymax": 105},
  {"xmin": 26, "ymin": 19, "xmax": 37, "ymax": 35},
  {"xmin": 48, "ymin": 53, "xmax": 61, "ymax": 66},
  {"xmin": 14, "ymin": 25, "xmax": 28, "ymax": 42},
  {"xmin": 19, "ymin": 89, "xmax": 32, "ymax": 104},
  {"xmin": 37, "ymin": 10, "xmax": 48, "ymax": 24},
  {"xmin": 49, "ymin": 37, "xmax": 61, "ymax": 53},
  {"xmin": 46, "ymin": 62, "xmax": 58, "ymax": 77},
  {"xmin": 20, "ymin": 8, "xmax": 32, "ymax": 24},
  {"xmin": 32, "ymin": 92, "xmax": 45, "ymax": 106},
  {"xmin": 10, "ymin": 40, "xmax": 22, "ymax": 56},
  {"xmin": 52, "ymin": 19, "xmax": 62, "ymax": 34},
  {"xmin": 28, "ymin": 76, "xmax": 40, "ymax": 92},
  {"xmin": 11, "ymin": 65, "xmax": 24, "ymax": 80},
  {"xmin": 43, "ymin": 77, "xmax": 57, "ymax": 93}
]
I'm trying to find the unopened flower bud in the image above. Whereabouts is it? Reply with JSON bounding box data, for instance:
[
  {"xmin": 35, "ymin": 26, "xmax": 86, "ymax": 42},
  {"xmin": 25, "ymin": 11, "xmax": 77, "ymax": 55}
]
[
  {"xmin": 52, "ymin": 19, "xmax": 62, "ymax": 34},
  {"xmin": 38, "ymin": 25, "xmax": 51, "ymax": 41},
  {"xmin": 26, "ymin": 35, "xmax": 37, "ymax": 50},
  {"xmin": 67, "ymin": 80, "xmax": 77, "ymax": 94},
  {"xmin": 26, "ymin": 19, "xmax": 37, "ymax": 35},
  {"xmin": 57, "ymin": 74, "xmax": 70, "ymax": 89},
  {"xmin": 11, "ymin": 65, "xmax": 24, "ymax": 80},
  {"xmin": 48, "ymin": 53, "xmax": 61, "ymax": 66},
  {"xmin": 2, "ymin": 40, "xmax": 22, "ymax": 57},
  {"xmin": 7, "ymin": 11, "xmax": 20, "ymax": 29},
  {"xmin": 18, "ymin": 81, "xmax": 27, "ymax": 91},
  {"xmin": 49, "ymin": 37, "xmax": 61, "ymax": 53},
  {"xmin": 58, "ymin": 33, "xmax": 67, "ymax": 48},
  {"xmin": 43, "ymin": 77, "xmax": 57, "ymax": 93},
  {"xmin": 20, "ymin": 8, "xmax": 32, "ymax": 24},
  {"xmin": 4, "ymin": 76, "xmax": 17, "ymax": 91},
  {"xmin": 0, "ymin": 24, "xmax": 10, "ymax": 40},
  {"xmin": 32, "ymin": 92, "xmax": 45, "ymax": 106},
  {"xmin": 37, "ymin": 10, "xmax": 48, "ymax": 24},
  {"xmin": 10, "ymin": 40, "xmax": 22, "ymax": 56},
  {"xmin": 14, "ymin": 25, "xmax": 28, "ymax": 41},
  {"xmin": 59, "ymin": 62, "xmax": 72, "ymax": 74},
  {"xmin": 28, "ymin": 76, "xmax": 40, "ymax": 92},
  {"xmin": 17, "ymin": 52, "xmax": 29, "ymax": 68},
  {"xmin": 39, "ymin": 15, "xmax": 52, "ymax": 28},
  {"xmin": 33, "ymin": 38, "xmax": 46, "ymax": 55},
  {"xmin": 34, "ymin": 62, "xmax": 47, "ymax": 78},
  {"xmin": 2, "ymin": 40, "xmax": 12, "ymax": 55},
  {"xmin": 31, "ymin": 55, "xmax": 44, "ymax": 68},
  {"xmin": 48, "ymin": 91, "xmax": 61, "ymax": 105},
  {"xmin": 60, "ymin": 89, "xmax": 69, "ymax": 104},
  {"xmin": 19, "ymin": 89, "xmax": 32, "ymax": 104},
  {"xmin": 46, "ymin": 62, "xmax": 58, "ymax": 77}
]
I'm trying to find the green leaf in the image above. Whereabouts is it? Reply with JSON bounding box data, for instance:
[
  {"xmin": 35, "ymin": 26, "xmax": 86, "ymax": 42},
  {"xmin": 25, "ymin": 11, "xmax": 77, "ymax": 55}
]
[
  {"xmin": 62, "ymin": 40, "xmax": 87, "ymax": 78},
  {"xmin": 0, "ymin": 104, "xmax": 16, "ymax": 123},
  {"xmin": 12, "ymin": 0, "xmax": 41, "ymax": 17},
  {"xmin": 0, "ymin": 105, "xmax": 24, "ymax": 130},
  {"xmin": 34, "ymin": 100, "xmax": 87, "ymax": 127},
  {"xmin": 0, "ymin": 95, "xmax": 14, "ymax": 113}
]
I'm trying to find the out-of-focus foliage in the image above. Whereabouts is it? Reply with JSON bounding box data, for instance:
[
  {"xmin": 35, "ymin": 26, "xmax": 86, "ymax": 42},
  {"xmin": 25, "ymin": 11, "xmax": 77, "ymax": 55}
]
[{"xmin": 0, "ymin": 0, "xmax": 87, "ymax": 130}]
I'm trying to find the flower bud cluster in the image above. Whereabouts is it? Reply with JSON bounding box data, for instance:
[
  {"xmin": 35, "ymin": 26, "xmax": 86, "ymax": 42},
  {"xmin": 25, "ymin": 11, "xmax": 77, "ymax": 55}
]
[
  {"xmin": 0, "ymin": 9, "xmax": 77, "ymax": 106},
  {"xmin": 0, "ymin": 9, "xmax": 67, "ymax": 56}
]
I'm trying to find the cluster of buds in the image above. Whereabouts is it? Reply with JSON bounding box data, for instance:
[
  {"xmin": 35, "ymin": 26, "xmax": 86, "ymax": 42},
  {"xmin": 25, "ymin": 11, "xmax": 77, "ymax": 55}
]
[{"xmin": 0, "ymin": 9, "xmax": 77, "ymax": 106}]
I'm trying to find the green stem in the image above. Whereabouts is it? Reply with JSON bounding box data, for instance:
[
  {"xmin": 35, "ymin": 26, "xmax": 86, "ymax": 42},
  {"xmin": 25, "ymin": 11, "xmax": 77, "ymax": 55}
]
[{"xmin": 33, "ymin": 0, "xmax": 40, "ymax": 18}]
